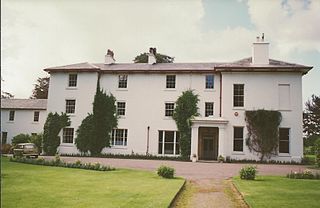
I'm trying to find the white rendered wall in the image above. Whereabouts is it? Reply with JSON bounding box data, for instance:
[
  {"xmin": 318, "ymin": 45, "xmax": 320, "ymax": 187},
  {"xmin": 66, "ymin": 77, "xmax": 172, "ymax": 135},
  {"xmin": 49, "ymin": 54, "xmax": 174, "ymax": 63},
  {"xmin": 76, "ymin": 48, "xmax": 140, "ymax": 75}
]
[
  {"xmin": 221, "ymin": 72, "xmax": 303, "ymax": 161},
  {"xmin": 1, "ymin": 109, "xmax": 46, "ymax": 143},
  {"xmin": 47, "ymin": 72, "xmax": 99, "ymax": 154}
]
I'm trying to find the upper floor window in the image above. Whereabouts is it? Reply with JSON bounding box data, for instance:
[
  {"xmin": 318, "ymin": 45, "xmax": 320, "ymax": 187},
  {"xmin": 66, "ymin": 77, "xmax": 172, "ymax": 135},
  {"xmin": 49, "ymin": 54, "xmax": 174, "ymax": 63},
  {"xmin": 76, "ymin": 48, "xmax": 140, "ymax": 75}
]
[
  {"xmin": 233, "ymin": 84, "xmax": 244, "ymax": 107},
  {"xmin": 34, "ymin": 111, "xmax": 40, "ymax": 122},
  {"xmin": 166, "ymin": 75, "xmax": 176, "ymax": 88},
  {"xmin": 205, "ymin": 75, "xmax": 214, "ymax": 89},
  {"xmin": 63, "ymin": 128, "xmax": 74, "ymax": 143},
  {"xmin": 66, "ymin": 99, "xmax": 76, "ymax": 114},
  {"xmin": 111, "ymin": 129, "xmax": 128, "ymax": 146},
  {"xmin": 9, "ymin": 110, "xmax": 15, "ymax": 121},
  {"xmin": 278, "ymin": 84, "xmax": 290, "ymax": 110},
  {"xmin": 233, "ymin": 127, "xmax": 244, "ymax": 152},
  {"xmin": 279, "ymin": 128, "xmax": 290, "ymax": 153},
  {"xmin": 118, "ymin": 75, "xmax": 128, "ymax": 88},
  {"xmin": 165, "ymin": 102, "xmax": 175, "ymax": 117},
  {"xmin": 117, "ymin": 102, "xmax": 126, "ymax": 116},
  {"xmin": 68, "ymin": 74, "xmax": 77, "ymax": 87},
  {"xmin": 205, "ymin": 102, "xmax": 214, "ymax": 117}
]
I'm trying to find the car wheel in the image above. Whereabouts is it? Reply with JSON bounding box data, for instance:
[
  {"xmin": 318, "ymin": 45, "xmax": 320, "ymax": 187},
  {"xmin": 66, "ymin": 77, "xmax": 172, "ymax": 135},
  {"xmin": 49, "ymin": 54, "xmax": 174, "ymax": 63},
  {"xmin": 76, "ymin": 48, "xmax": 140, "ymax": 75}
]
[{"xmin": 34, "ymin": 155, "xmax": 38, "ymax": 158}]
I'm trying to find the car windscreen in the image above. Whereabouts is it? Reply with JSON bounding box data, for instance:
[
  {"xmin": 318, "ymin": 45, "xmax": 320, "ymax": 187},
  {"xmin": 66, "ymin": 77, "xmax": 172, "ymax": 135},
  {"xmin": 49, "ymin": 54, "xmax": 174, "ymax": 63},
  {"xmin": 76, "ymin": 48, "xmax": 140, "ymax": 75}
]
[{"xmin": 24, "ymin": 145, "xmax": 34, "ymax": 149}]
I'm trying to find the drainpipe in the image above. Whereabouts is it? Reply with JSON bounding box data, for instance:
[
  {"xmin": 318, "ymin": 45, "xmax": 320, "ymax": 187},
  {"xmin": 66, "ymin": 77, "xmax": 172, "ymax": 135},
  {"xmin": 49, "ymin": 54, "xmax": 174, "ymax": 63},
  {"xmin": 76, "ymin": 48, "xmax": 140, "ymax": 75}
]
[
  {"xmin": 146, "ymin": 126, "xmax": 150, "ymax": 155},
  {"xmin": 219, "ymin": 72, "xmax": 222, "ymax": 117}
]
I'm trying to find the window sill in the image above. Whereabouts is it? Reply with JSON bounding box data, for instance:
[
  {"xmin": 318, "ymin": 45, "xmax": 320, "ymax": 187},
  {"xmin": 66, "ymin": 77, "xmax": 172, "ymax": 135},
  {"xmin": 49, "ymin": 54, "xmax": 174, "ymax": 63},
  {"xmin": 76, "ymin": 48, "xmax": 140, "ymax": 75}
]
[
  {"xmin": 31, "ymin": 122, "xmax": 40, "ymax": 124},
  {"xmin": 204, "ymin": 89, "xmax": 215, "ymax": 92},
  {"xmin": 163, "ymin": 116, "xmax": 174, "ymax": 120},
  {"xmin": 60, "ymin": 143, "xmax": 74, "ymax": 147},
  {"xmin": 7, "ymin": 121, "xmax": 14, "ymax": 123},
  {"xmin": 278, "ymin": 153, "xmax": 290, "ymax": 157},
  {"xmin": 66, "ymin": 87, "xmax": 78, "ymax": 90},
  {"xmin": 116, "ymin": 88, "xmax": 128, "ymax": 91},
  {"xmin": 232, "ymin": 151, "xmax": 245, "ymax": 155},
  {"xmin": 110, "ymin": 146, "xmax": 127, "ymax": 149},
  {"xmin": 232, "ymin": 107, "xmax": 245, "ymax": 110},
  {"xmin": 118, "ymin": 116, "xmax": 126, "ymax": 119},
  {"xmin": 66, "ymin": 114, "xmax": 76, "ymax": 117},
  {"xmin": 164, "ymin": 88, "xmax": 176, "ymax": 91}
]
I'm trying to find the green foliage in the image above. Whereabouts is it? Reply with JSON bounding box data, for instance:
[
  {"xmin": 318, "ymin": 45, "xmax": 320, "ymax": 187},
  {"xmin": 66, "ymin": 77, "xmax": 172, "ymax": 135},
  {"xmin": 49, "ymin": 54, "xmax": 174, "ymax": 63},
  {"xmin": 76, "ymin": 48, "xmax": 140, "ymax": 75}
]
[
  {"xmin": 245, "ymin": 110, "xmax": 282, "ymax": 161},
  {"xmin": 157, "ymin": 165, "xmax": 175, "ymax": 178},
  {"xmin": 30, "ymin": 77, "xmax": 49, "ymax": 99},
  {"xmin": 9, "ymin": 156, "xmax": 115, "ymax": 171},
  {"xmin": 12, "ymin": 134, "xmax": 31, "ymax": 146},
  {"xmin": 43, "ymin": 112, "xmax": 70, "ymax": 156},
  {"xmin": 30, "ymin": 133, "xmax": 43, "ymax": 153},
  {"xmin": 76, "ymin": 79, "xmax": 118, "ymax": 155},
  {"xmin": 315, "ymin": 138, "xmax": 320, "ymax": 167},
  {"xmin": 239, "ymin": 165, "xmax": 257, "ymax": 180},
  {"xmin": 287, "ymin": 170, "xmax": 320, "ymax": 180},
  {"xmin": 75, "ymin": 114, "xmax": 94, "ymax": 153},
  {"xmin": 134, "ymin": 52, "xmax": 174, "ymax": 63},
  {"xmin": 173, "ymin": 90, "xmax": 199, "ymax": 159},
  {"xmin": 303, "ymin": 94, "xmax": 320, "ymax": 139}
]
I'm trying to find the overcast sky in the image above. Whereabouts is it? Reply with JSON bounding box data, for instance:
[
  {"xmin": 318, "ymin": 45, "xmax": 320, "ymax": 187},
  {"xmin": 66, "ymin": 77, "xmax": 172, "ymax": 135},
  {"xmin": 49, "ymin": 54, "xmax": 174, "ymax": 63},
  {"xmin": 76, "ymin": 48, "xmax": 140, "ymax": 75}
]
[{"xmin": 1, "ymin": 0, "xmax": 319, "ymax": 103}]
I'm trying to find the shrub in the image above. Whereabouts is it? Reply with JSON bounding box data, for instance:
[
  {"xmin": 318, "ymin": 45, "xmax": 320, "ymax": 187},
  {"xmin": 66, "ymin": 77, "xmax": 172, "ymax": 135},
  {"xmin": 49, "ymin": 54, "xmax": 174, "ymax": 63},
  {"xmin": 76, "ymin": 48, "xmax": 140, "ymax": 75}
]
[
  {"xmin": 30, "ymin": 134, "xmax": 43, "ymax": 154},
  {"xmin": 287, "ymin": 170, "xmax": 320, "ymax": 180},
  {"xmin": 1, "ymin": 144, "xmax": 12, "ymax": 154},
  {"xmin": 157, "ymin": 165, "xmax": 175, "ymax": 179},
  {"xmin": 12, "ymin": 134, "xmax": 31, "ymax": 146},
  {"xmin": 314, "ymin": 138, "xmax": 320, "ymax": 167},
  {"xmin": 218, "ymin": 155, "xmax": 225, "ymax": 162},
  {"xmin": 239, "ymin": 165, "xmax": 257, "ymax": 180}
]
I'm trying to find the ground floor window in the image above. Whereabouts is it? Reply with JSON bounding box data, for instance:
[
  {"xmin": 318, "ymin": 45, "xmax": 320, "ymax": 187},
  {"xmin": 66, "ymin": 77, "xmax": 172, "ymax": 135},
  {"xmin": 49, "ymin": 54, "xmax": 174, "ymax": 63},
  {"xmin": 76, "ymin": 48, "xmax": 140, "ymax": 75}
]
[
  {"xmin": 111, "ymin": 129, "xmax": 128, "ymax": 146},
  {"xmin": 233, "ymin": 127, "xmax": 244, "ymax": 152},
  {"xmin": 158, "ymin": 130, "xmax": 180, "ymax": 155},
  {"xmin": 63, "ymin": 128, "xmax": 74, "ymax": 143},
  {"xmin": 1, "ymin": 132, "xmax": 8, "ymax": 144},
  {"xmin": 279, "ymin": 128, "xmax": 290, "ymax": 153}
]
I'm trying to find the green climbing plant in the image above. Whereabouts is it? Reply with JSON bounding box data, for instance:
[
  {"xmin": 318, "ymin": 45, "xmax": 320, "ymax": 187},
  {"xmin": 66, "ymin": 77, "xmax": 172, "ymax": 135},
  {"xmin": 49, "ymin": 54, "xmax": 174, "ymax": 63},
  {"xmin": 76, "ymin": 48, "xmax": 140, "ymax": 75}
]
[
  {"xmin": 173, "ymin": 90, "xmax": 199, "ymax": 159},
  {"xmin": 245, "ymin": 110, "xmax": 282, "ymax": 161}
]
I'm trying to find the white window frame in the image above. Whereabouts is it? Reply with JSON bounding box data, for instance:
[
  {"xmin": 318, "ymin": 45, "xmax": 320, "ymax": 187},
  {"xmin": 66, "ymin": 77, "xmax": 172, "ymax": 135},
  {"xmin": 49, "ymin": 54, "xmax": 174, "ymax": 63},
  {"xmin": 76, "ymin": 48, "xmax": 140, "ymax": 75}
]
[
  {"xmin": 9, "ymin": 110, "xmax": 15, "ymax": 121},
  {"xmin": 158, "ymin": 130, "xmax": 180, "ymax": 155},
  {"xmin": 117, "ymin": 101, "xmax": 126, "ymax": 116},
  {"xmin": 233, "ymin": 84, "xmax": 244, "ymax": 108},
  {"xmin": 65, "ymin": 99, "xmax": 76, "ymax": 114},
  {"xmin": 68, "ymin": 74, "xmax": 78, "ymax": 87},
  {"xmin": 233, "ymin": 126, "xmax": 244, "ymax": 152},
  {"xmin": 33, "ymin": 111, "xmax": 40, "ymax": 122},
  {"xmin": 62, "ymin": 128, "xmax": 74, "ymax": 144},
  {"xmin": 165, "ymin": 102, "xmax": 175, "ymax": 117},
  {"xmin": 205, "ymin": 102, "xmax": 214, "ymax": 117},
  {"xmin": 118, "ymin": 75, "xmax": 128, "ymax": 89},
  {"xmin": 111, "ymin": 129, "xmax": 128, "ymax": 147},
  {"xmin": 166, "ymin": 75, "xmax": 176, "ymax": 89},
  {"xmin": 205, "ymin": 74, "xmax": 214, "ymax": 89},
  {"xmin": 279, "ymin": 128, "xmax": 290, "ymax": 154}
]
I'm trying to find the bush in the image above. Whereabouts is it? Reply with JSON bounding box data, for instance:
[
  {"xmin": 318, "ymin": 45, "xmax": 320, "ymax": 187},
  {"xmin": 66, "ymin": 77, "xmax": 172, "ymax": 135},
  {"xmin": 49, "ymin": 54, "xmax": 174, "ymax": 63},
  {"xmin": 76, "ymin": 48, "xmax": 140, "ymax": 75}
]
[
  {"xmin": 12, "ymin": 134, "xmax": 31, "ymax": 146},
  {"xmin": 30, "ymin": 134, "xmax": 43, "ymax": 154},
  {"xmin": 239, "ymin": 165, "xmax": 257, "ymax": 180},
  {"xmin": 157, "ymin": 165, "xmax": 175, "ymax": 179},
  {"xmin": 314, "ymin": 138, "xmax": 320, "ymax": 167},
  {"xmin": 1, "ymin": 144, "xmax": 12, "ymax": 154},
  {"xmin": 287, "ymin": 170, "xmax": 320, "ymax": 180}
]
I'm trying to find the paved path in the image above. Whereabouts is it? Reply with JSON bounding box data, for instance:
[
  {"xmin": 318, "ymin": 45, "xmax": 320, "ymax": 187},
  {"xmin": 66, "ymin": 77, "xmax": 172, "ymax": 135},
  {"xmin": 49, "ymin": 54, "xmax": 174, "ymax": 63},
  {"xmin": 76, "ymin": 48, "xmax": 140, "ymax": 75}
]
[{"xmin": 45, "ymin": 156, "xmax": 309, "ymax": 208}]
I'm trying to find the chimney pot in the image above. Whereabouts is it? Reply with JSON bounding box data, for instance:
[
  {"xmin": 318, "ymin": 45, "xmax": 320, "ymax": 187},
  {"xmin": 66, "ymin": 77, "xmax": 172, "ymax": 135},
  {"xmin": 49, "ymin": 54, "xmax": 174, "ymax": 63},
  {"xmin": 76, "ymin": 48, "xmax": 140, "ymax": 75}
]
[
  {"xmin": 148, "ymin": 47, "xmax": 157, "ymax": 64},
  {"xmin": 105, "ymin": 49, "xmax": 115, "ymax": 64}
]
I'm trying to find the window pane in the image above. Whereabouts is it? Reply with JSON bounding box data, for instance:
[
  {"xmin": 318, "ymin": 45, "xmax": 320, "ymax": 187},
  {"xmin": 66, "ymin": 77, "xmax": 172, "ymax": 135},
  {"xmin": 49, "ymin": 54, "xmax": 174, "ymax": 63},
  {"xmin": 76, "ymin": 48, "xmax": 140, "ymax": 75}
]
[
  {"xmin": 112, "ymin": 129, "xmax": 128, "ymax": 146},
  {"xmin": 2, "ymin": 132, "xmax": 8, "ymax": 144},
  {"xmin": 34, "ymin": 111, "xmax": 40, "ymax": 122},
  {"xmin": 9, "ymin": 111, "xmax": 15, "ymax": 121},
  {"xmin": 117, "ymin": 102, "xmax": 126, "ymax": 116},
  {"xmin": 118, "ymin": 75, "xmax": 128, "ymax": 88},
  {"xmin": 165, "ymin": 131, "xmax": 174, "ymax": 142},
  {"xmin": 66, "ymin": 100, "xmax": 76, "ymax": 114},
  {"xmin": 205, "ymin": 75, "xmax": 214, "ymax": 89},
  {"xmin": 63, "ymin": 128, "xmax": 74, "ymax": 143},
  {"xmin": 166, "ymin": 75, "xmax": 176, "ymax": 88},
  {"xmin": 205, "ymin": 102, "xmax": 214, "ymax": 117},
  {"xmin": 165, "ymin": 103, "xmax": 175, "ymax": 116},
  {"xmin": 68, "ymin": 74, "xmax": 77, "ymax": 87},
  {"xmin": 234, "ymin": 127, "xmax": 243, "ymax": 138},
  {"xmin": 164, "ymin": 143, "xmax": 174, "ymax": 154},
  {"xmin": 233, "ymin": 84, "xmax": 244, "ymax": 107},
  {"xmin": 279, "ymin": 128, "xmax": 289, "ymax": 153},
  {"xmin": 158, "ymin": 131, "xmax": 163, "ymax": 154},
  {"xmin": 233, "ymin": 127, "xmax": 243, "ymax": 152},
  {"xmin": 234, "ymin": 140, "xmax": 243, "ymax": 151}
]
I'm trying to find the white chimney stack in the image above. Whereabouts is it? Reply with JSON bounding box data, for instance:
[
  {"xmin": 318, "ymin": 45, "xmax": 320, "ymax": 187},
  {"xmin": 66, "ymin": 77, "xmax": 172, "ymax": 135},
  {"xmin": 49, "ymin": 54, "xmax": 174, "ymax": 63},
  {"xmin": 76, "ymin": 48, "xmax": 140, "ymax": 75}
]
[
  {"xmin": 148, "ymin": 47, "xmax": 157, "ymax": 65},
  {"xmin": 105, "ymin": 49, "xmax": 115, "ymax": 64},
  {"xmin": 252, "ymin": 33, "xmax": 269, "ymax": 65}
]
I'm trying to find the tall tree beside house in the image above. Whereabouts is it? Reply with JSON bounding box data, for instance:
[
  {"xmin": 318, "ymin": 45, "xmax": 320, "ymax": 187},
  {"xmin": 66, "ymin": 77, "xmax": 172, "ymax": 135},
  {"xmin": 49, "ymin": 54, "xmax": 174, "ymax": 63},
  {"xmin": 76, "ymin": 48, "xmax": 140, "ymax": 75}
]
[
  {"xmin": 303, "ymin": 94, "xmax": 320, "ymax": 139},
  {"xmin": 134, "ymin": 53, "xmax": 174, "ymax": 63},
  {"xmin": 245, "ymin": 110, "xmax": 282, "ymax": 161},
  {"xmin": 43, "ymin": 112, "xmax": 70, "ymax": 155},
  {"xmin": 173, "ymin": 90, "xmax": 199, "ymax": 159},
  {"xmin": 75, "ymin": 79, "xmax": 118, "ymax": 155},
  {"xmin": 30, "ymin": 77, "xmax": 49, "ymax": 99}
]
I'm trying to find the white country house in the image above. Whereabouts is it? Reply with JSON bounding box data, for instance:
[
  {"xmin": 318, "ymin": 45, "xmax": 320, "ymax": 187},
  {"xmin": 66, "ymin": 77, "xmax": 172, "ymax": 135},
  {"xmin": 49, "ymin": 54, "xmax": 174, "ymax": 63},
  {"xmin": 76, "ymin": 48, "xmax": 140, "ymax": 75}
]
[
  {"xmin": 41, "ymin": 38, "xmax": 312, "ymax": 162},
  {"xmin": 1, "ymin": 99, "xmax": 47, "ymax": 144}
]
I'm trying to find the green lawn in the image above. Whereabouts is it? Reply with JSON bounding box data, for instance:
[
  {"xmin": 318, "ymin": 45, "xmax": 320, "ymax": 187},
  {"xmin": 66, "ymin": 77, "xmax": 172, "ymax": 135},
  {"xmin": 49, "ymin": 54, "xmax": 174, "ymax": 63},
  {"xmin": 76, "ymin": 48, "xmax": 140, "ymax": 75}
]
[
  {"xmin": 233, "ymin": 176, "xmax": 320, "ymax": 208},
  {"xmin": 1, "ymin": 157, "xmax": 184, "ymax": 208}
]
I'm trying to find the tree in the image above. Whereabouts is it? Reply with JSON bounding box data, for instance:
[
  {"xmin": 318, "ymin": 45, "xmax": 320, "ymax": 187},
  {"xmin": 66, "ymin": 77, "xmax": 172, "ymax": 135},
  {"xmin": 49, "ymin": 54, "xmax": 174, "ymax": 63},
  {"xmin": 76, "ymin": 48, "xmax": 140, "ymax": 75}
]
[
  {"xmin": 303, "ymin": 94, "xmax": 320, "ymax": 139},
  {"xmin": 43, "ymin": 112, "xmax": 70, "ymax": 155},
  {"xmin": 245, "ymin": 110, "xmax": 282, "ymax": 161},
  {"xmin": 75, "ymin": 114, "xmax": 94, "ymax": 154},
  {"xmin": 30, "ymin": 133, "xmax": 43, "ymax": 153},
  {"xmin": 75, "ymin": 79, "xmax": 118, "ymax": 155},
  {"xmin": 173, "ymin": 90, "xmax": 199, "ymax": 159},
  {"xmin": 30, "ymin": 77, "xmax": 49, "ymax": 99},
  {"xmin": 134, "ymin": 53, "xmax": 174, "ymax": 63},
  {"xmin": 12, "ymin": 134, "xmax": 31, "ymax": 146},
  {"xmin": 1, "ymin": 91, "xmax": 14, "ymax": 99}
]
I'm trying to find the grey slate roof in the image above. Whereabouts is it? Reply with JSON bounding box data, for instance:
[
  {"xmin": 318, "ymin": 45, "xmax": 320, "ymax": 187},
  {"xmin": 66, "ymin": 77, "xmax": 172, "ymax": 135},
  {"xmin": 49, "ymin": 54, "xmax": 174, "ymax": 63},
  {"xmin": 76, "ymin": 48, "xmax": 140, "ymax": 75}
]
[
  {"xmin": 1, "ymin": 99, "xmax": 47, "ymax": 110},
  {"xmin": 44, "ymin": 57, "xmax": 312, "ymax": 74}
]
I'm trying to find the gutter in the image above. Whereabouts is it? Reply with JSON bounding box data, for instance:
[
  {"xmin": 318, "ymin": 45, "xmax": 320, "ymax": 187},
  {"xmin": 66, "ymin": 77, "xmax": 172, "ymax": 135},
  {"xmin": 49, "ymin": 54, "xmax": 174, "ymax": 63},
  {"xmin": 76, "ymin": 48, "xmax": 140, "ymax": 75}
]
[{"xmin": 219, "ymin": 72, "xmax": 222, "ymax": 117}]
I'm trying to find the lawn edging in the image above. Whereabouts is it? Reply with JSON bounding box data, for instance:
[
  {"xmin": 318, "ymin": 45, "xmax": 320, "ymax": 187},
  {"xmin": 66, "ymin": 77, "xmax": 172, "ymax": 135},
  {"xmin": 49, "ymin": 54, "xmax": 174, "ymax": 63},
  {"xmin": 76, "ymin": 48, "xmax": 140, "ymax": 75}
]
[
  {"xmin": 169, "ymin": 179, "xmax": 187, "ymax": 208},
  {"xmin": 231, "ymin": 178, "xmax": 250, "ymax": 208}
]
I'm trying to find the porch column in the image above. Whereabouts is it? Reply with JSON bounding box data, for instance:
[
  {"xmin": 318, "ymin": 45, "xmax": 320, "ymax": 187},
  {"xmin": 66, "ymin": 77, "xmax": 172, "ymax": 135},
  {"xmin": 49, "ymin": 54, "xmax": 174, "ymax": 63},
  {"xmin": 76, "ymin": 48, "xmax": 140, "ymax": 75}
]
[
  {"xmin": 218, "ymin": 126, "xmax": 225, "ymax": 157},
  {"xmin": 190, "ymin": 126, "xmax": 199, "ymax": 161}
]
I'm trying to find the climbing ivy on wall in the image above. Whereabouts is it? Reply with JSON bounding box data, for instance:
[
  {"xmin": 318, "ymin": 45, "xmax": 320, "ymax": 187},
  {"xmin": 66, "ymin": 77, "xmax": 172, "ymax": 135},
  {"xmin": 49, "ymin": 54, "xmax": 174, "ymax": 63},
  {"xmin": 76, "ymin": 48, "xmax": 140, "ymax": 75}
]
[
  {"xmin": 43, "ymin": 112, "xmax": 70, "ymax": 156},
  {"xmin": 173, "ymin": 90, "xmax": 199, "ymax": 159},
  {"xmin": 245, "ymin": 110, "xmax": 282, "ymax": 161}
]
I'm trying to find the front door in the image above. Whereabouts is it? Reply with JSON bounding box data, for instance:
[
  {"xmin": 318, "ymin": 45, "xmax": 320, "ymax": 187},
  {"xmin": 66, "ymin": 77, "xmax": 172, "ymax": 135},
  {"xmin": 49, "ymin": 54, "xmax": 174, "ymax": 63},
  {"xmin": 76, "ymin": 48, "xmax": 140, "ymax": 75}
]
[{"xmin": 203, "ymin": 137, "xmax": 214, "ymax": 160}]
